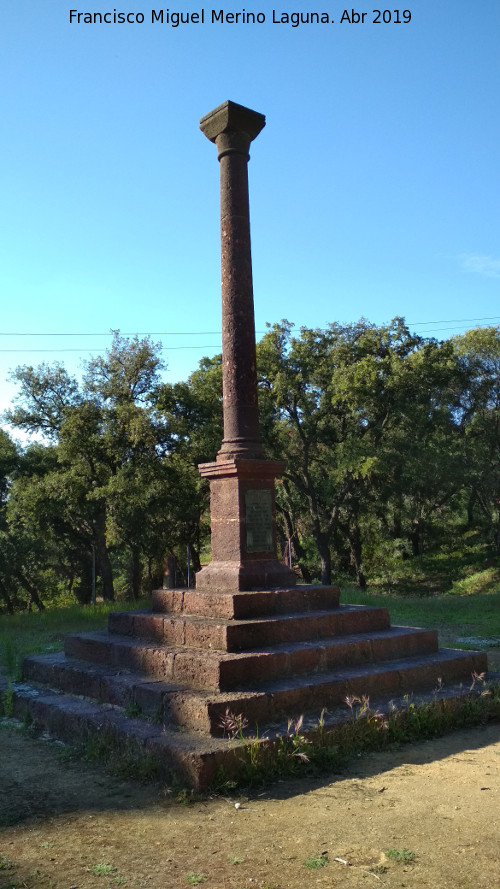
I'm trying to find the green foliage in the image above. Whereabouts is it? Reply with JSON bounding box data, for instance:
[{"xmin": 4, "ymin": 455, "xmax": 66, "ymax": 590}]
[
  {"xmin": 124, "ymin": 700, "xmax": 142, "ymax": 718},
  {"xmin": 303, "ymin": 855, "xmax": 328, "ymax": 868},
  {"xmin": 91, "ymin": 864, "xmax": 118, "ymax": 876},
  {"xmin": 385, "ymin": 849, "xmax": 415, "ymax": 863},
  {"xmin": 341, "ymin": 587, "xmax": 500, "ymax": 641},
  {"xmin": 257, "ymin": 319, "xmax": 500, "ymax": 587},
  {"xmin": 186, "ymin": 873, "xmax": 207, "ymax": 885},
  {"xmin": 0, "ymin": 683, "xmax": 14, "ymax": 717},
  {"xmin": 0, "ymin": 598, "xmax": 150, "ymax": 678},
  {"xmin": 1, "ymin": 319, "xmax": 499, "ymax": 606},
  {"xmin": 4, "ymin": 333, "xmax": 201, "ymax": 609},
  {"xmin": 82, "ymin": 730, "xmax": 161, "ymax": 782},
  {"xmin": 448, "ymin": 567, "xmax": 500, "ymax": 596},
  {"xmin": 0, "ymin": 636, "xmax": 22, "ymax": 680}
]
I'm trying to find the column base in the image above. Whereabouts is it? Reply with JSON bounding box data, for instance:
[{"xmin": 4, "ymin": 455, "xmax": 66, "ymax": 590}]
[
  {"xmin": 197, "ymin": 456, "xmax": 297, "ymax": 592},
  {"xmin": 195, "ymin": 559, "xmax": 297, "ymax": 593}
]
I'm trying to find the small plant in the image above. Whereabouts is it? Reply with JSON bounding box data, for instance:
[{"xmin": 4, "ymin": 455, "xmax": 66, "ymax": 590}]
[
  {"xmin": 0, "ymin": 811, "xmax": 24, "ymax": 827},
  {"xmin": 344, "ymin": 694, "xmax": 389, "ymax": 731},
  {"xmin": 91, "ymin": 863, "xmax": 118, "ymax": 876},
  {"xmin": 228, "ymin": 856, "xmax": 245, "ymax": 864},
  {"xmin": 369, "ymin": 864, "xmax": 388, "ymax": 874},
  {"xmin": 1, "ymin": 637, "xmax": 22, "ymax": 680},
  {"xmin": 161, "ymin": 773, "xmax": 206, "ymax": 804},
  {"xmin": 83, "ymin": 730, "xmax": 160, "ymax": 781},
  {"xmin": 124, "ymin": 700, "xmax": 142, "ymax": 718},
  {"xmin": 303, "ymin": 854, "xmax": 328, "ymax": 868},
  {"xmin": 386, "ymin": 848, "xmax": 415, "ymax": 863},
  {"xmin": 278, "ymin": 715, "xmax": 311, "ymax": 765},
  {"xmin": 0, "ymin": 855, "xmax": 13, "ymax": 870},
  {"xmin": 218, "ymin": 707, "xmax": 249, "ymax": 738},
  {"xmin": 186, "ymin": 873, "xmax": 207, "ymax": 885},
  {"xmin": 1, "ymin": 682, "xmax": 15, "ymax": 718},
  {"xmin": 470, "ymin": 670, "xmax": 488, "ymax": 692}
]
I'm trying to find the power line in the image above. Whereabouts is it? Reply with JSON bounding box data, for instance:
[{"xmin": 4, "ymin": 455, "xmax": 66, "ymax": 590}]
[
  {"xmin": 0, "ymin": 317, "xmax": 497, "ymax": 355},
  {"xmin": 0, "ymin": 345, "xmax": 221, "ymax": 354},
  {"xmin": 407, "ymin": 316, "xmax": 500, "ymax": 326},
  {"xmin": 0, "ymin": 316, "xmax": 499, "ymax": 338},
  {"xmin": 0, "ymin": 331, "xmax": 223, "ymax": 337}
]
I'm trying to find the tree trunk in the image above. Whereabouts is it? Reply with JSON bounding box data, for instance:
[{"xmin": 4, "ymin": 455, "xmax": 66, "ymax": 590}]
[
  {"xmin": 16, "ymin": 572, "xmax": 46, "ymax": 611},
  {"xmin": 466, "ymin": 490, "xmax": 476, "ymax": 527},
  {"xmin": 348, "ymin": 525, "xmax": 366, "ymax": 589},
  {"xmin": 129, "ymin": 548, "xmax": 141, "ymax": 600},
  {"xmin": 311, "ymin": 528, "xmax": 331, "ymax": 585},
  {"xmin": 409, "ymin": 524, "xmax": 421, "ymax": 557},
  {"xmin": 332, "ymin": 527, "xmax": 351, "ymax": 574},
  {"xmin": 72, "ymin": 555, "xmax": 92, "ymax": 604},
  {"xmin": 391, "ymin": 511, "xmax": 402, "ymax": 539},
  {"xmin": 190, "ymin": 547, "xmax": 202, "ymax": 574},
  {"xmin": 94, "ymin": 511, "xmax": 114, "ymax": 601},
  {"xmin": 278, "ymin": 503, "xmax": 312, "ymax": 583},
  {"xmin": 163, "ymin": 553, "xmax": 177, "ymax": 589},
  {"xmin": 0, "ymin": 577, "xmax": 14, "ymax": 614}
]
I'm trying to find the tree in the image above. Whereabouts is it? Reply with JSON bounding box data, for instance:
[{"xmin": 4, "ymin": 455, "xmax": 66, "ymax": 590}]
[
  {"xmin": 0, "ymin": 431, "xmax": 48, "ymax": 612},
  {"xmin": 257, "ymin": 318, "xmax": 468, "ymax": 585},
  {"xmin": 453, "ymin": 327, "xmax": 500, "ymax": 552},
  {"xmin": 156, "ymin": 354, "xmax": 224, "ymax": 568},
  {"xmin": 6, "ymin": 334, "xmax": 175, "ymax": 601}
]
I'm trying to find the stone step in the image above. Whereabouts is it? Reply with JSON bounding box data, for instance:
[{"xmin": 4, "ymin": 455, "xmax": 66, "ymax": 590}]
[
  {"xmin": 199, "ymin": 648, "xmax": 488, "ymax": 735},
  {"xmin": 107, "ymin": 604, "xmax": 390, "ymax": 652},
  {"xmin": 62, "ymin": 622, "xmax": 433, "ymax": 692},
  {"xmin": 25, "ymin": 626, "xmax": 439, "ymax": 705},
  {"xmin": 6, "ymin": 682, "xmax": 241, "ymax": 789},
  {"xmin": 151, "ymin": 585, "xmax": 340, "ymax": 619},
  {"xmin": 16, "ymin": 647, "xmax": 488, "ymax": 740},
  {"xmin": 22, "ymin": 652, "xmax": 188, "ymax": 720}
]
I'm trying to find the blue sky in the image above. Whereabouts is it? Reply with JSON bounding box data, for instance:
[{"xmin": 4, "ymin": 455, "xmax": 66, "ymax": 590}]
[{"xmin": 1, "ymin": 0, "xmax": 499, "ymax": 428}]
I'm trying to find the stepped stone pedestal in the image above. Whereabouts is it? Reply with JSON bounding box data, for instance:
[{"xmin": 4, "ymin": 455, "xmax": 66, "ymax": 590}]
[
  {"xmin": 14, "ymin": 584, "xmax": 489, "ymax": 787},
  {"xmin": 7, "ymin": 102, "xmax": 491, "ymax": 787}
]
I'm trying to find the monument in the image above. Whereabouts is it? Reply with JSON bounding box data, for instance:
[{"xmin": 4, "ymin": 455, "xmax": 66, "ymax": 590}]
[
  {"xmin": 196, "ymin": 101, "xmax": 296, "ymax": 592},
  {"xmin": 10, "ymin": 102, "xmax": 489, "ymax": 789}
]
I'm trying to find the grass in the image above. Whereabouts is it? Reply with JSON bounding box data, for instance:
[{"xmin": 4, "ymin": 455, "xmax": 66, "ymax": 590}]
[
  {"xmin": 91, "ymin": 864, "xmax": 118, "ymax": 876},
  {"xmin": 82, "ymin": 731, "xmax": 162, "ymax": 782},
  {"xmin": 341, "ymin": 584, "xmax": 500, "ymax": 647},
  {"xmin": 303, "ymin": 855, "xmax": 328, "ymax": 869},
  {"xmin": 385, "ymin": 848, "xmax": 415, "ymax": 863},
  {"xmin": 1, "ymin": 683, "xmax": 14, "ymax": 717},
  {"xmin": 0, "ymin": 597, "xmax": 151, "ymax": 679}
]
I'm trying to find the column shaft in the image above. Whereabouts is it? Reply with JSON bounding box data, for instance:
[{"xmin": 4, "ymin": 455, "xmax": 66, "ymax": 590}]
[{"xmin": 218, "ymin": 142, "xmax": 261, "ymax": 456}]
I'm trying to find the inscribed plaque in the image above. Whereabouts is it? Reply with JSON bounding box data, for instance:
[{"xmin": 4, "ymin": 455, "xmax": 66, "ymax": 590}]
[{"xmin": 245, "ymin": 489, "xmax": 273, "ymax": 553}]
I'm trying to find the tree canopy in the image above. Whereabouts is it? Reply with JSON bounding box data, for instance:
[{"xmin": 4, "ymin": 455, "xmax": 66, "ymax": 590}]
[{"xmin": 1, "ymin": 322, "xmax": 498, "ymax": 611}]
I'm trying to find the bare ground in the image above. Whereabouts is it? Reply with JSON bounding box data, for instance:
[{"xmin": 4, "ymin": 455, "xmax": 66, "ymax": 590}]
[{"xmin": 0, "ymin": 720, "xmax": 499, "ymax": 889}]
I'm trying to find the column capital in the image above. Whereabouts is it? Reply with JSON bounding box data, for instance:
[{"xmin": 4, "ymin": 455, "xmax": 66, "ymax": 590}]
[{"xmin": 200, "ymin": 100, "xmax": 265, "ymax": 157}]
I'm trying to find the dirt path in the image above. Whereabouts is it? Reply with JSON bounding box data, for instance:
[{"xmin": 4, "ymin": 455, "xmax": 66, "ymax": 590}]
[{"xmin": 1, "ymin": 721, "xmax": 499, "ymax": 889}]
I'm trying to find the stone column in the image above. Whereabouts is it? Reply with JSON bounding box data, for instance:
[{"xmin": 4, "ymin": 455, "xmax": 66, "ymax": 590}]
[
  {"xmin": 196, "ymin": 101, "xmax": 296, "ymax": 593},
  {"xmin": 200, "ymin": 100, "xmax": 264, "ymax": 459}
]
